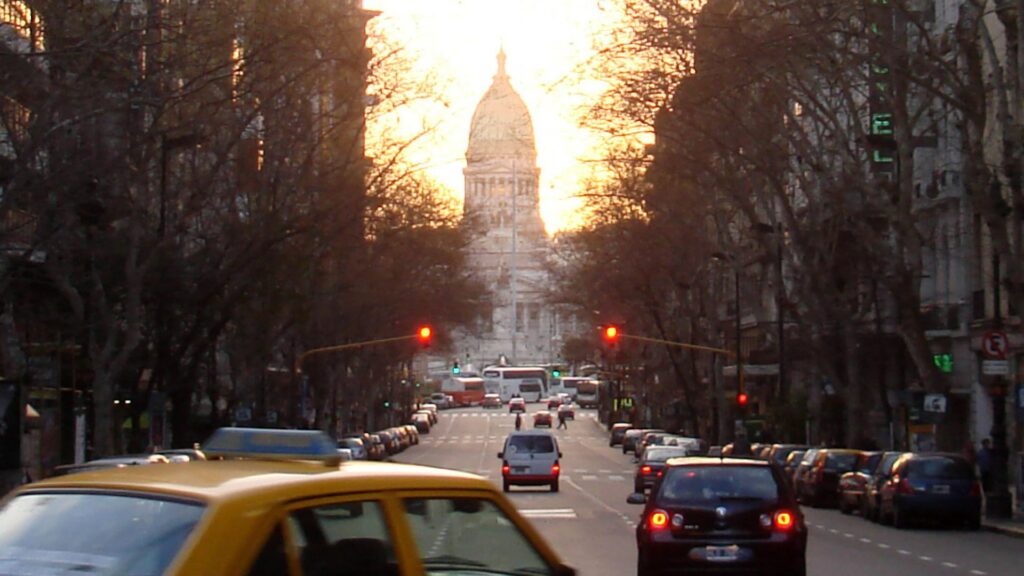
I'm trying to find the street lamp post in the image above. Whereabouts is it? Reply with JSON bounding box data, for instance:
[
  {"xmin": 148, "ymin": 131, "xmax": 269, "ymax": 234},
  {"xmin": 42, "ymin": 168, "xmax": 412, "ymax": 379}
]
[{"xmin": 988, "ymin": 253, "xmax": 1012, "ymax": 519}]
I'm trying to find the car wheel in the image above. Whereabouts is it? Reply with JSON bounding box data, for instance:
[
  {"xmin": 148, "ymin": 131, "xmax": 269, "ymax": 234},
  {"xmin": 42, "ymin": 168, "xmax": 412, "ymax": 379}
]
[
  {"xmin": 551, "ymin": 479, "xmax": 559, "ymax": 492},
  {"xmin": 503, "ymin": 480, "xmax": 510, "ymax": 493},
  {"xmin": 787, "ymin": 558, "xmax": 807, "ymax": 576},
  {"xmin": 636, "ymin": 550, "xmax": 657, "ymax": 576}
]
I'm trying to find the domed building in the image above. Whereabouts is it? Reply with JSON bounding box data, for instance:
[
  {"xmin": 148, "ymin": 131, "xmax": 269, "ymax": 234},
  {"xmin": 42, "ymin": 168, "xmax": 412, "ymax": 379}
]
[{"xmin": 456, "ymin": 50, "xmax": 566, "ymax": 367}]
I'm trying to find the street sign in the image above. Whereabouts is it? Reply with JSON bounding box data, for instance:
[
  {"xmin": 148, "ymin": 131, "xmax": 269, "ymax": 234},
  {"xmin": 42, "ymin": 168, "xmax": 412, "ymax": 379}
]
[
  {"xmin": 982, "ymin": 331, "xmax": 1009, "ymax": 360},
  {"xmin": 982, "ymin": 359, "xmax": 1010, "ymax": 375},
  {"xmin": 923, "ymin": 394, "xmax": 947, "ymax": 413}
]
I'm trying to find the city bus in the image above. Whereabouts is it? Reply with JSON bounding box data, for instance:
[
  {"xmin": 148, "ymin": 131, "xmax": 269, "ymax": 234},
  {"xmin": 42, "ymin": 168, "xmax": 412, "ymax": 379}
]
[
  {"xmin": 550, "ymin": 376, "xmax": 592, "ymax": 401},
  {"xmin": 440, "ymin": 376, "xmax": 486, "ymax": 407},
  {"xmin": 575, "ymin": 379, "xmax": 601, "ymax": 408},
  {"xmin": 481, "ymin": 366, "xmax": 548, "ymax": 403}
]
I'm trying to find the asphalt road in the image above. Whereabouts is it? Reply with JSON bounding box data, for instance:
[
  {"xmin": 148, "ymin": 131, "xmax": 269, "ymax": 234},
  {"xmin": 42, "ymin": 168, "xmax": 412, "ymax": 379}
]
[{"xmin": 393, "ymin": 405, "xmax": 1024, "ymax": 576}]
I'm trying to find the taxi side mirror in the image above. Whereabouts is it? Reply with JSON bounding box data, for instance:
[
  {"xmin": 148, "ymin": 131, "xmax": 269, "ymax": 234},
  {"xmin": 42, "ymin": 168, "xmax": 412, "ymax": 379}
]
[
  {"xmin": 497, "ymin": 451, "xmax": 504, "ymax": 459},
  {"xmin": 627, "ymin": 493, "xmax": 647, "ymax": 505},
  {"xmin": 558, "ymin": 452, "xmax": 563, "ymax": 458}
]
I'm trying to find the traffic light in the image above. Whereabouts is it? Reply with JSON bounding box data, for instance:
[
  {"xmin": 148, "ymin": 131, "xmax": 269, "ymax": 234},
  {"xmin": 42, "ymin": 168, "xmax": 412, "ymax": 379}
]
[
  {"xmin": 417, "ymin": 326, "xmax": 432, "ymax": 349},
  {"xmin": 601, "ymin": 325, "xmax": 621, "ymax": 349},
  {"xmin": 736, "ymin": 392, "xmax": 749, "ymax": 407},
  {"xmin": 451, "ymin": 359, "xmax": 461, "ymax": 375},
  {"xmin": 552, "ymin": 368, "xmax": 561, "ymax": 378}
]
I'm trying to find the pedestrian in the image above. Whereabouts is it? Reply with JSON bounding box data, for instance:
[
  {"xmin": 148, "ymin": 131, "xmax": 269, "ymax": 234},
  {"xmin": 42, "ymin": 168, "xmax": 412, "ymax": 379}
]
[
  {"xmin": 515, "ymin": 412, "xmax": 522, "ymax": 431},
  {"xmin": 976, "ymin": 438, "xmax": 993, "ymax": 491},
  {"xmin": 557, "ymin": 410, "xmax": 568, "ymax": 430}
]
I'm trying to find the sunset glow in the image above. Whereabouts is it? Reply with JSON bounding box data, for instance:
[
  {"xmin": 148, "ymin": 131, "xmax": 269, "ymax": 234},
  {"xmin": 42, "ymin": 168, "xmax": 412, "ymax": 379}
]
[{"xmin": 364, "ymin": 0, "xmax": 621, "ymax": 234}]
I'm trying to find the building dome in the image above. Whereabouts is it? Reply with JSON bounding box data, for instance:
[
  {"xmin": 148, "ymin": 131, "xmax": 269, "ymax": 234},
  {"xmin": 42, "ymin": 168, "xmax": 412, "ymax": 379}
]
[{"xmin": 466, "ymin": 49, "xmax": 536, "ymax": 163}]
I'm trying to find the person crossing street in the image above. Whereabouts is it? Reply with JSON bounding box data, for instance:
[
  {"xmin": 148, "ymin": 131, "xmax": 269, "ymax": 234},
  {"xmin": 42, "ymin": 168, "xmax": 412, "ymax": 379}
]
[{"xmin": 557, "ymin": 410, "xmax": 568, "ymax": 430}]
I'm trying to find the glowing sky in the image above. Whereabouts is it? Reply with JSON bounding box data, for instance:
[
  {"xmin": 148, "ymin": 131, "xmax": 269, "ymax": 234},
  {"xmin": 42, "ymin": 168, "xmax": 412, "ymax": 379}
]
[{"xmin": 363, "ymin": 0, "xmax": 620, "ymax": 234}]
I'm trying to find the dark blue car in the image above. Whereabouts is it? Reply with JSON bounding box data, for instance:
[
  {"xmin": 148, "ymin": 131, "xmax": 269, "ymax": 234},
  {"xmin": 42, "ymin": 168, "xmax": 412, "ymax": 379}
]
[{"xmin": 878, "ymin": 452, "xmax": 981, "ymax": 529}]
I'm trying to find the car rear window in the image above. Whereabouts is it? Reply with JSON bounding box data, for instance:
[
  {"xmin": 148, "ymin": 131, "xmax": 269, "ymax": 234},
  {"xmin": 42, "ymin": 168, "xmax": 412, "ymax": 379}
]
[
  {"xmin": 644, "ymin": 448, "xmax": 689, "ymax": 463},
  {"xmin": 506, "ymin": 435, "xmax": 555, "ymax": 454},
  {"xmin": 659, "ymin": 466, "xmax": 779, "ymax": 504},
  {"xmin": 825, "ymin": 453, "xmax": 859, "ymax": 471},
  {"xmin": 0, "ymin": 492, "xmax": 204, "ymax": 575},
  {"xmin": 908, "ymin": 457, "xmax": 974, "ymax": 479}
]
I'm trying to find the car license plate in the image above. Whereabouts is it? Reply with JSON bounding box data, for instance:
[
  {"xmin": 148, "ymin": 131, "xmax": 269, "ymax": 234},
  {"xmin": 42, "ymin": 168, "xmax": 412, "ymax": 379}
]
[
  {"xmin": 933, "ymin": 484, "xmax": 950, "ymax": 494},
  {"xmin": 705, "ymin": 545, "xmax": 739, "ymax": 562},
  {"xmin": 513, "ymin": 467, "xmax": 528, "ymax": 474}
]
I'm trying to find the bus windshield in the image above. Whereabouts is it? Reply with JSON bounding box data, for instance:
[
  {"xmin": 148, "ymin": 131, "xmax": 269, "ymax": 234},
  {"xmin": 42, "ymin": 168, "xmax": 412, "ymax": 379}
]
[{"xmin": 577, "ymin": 381, "xmax": 598, "ymax": 394}]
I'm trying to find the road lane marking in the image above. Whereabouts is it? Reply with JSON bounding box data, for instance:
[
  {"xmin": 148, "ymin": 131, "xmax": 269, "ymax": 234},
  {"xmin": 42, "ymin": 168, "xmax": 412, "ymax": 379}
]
[
  {"xmin": 608, "ymin": 475, "xmax": 624, "ymax": 481},
  {"xmin": 519, "ymin": 508, "xmax": 577, "ymax": 519},
  {"xmin": 919, "ymin": 556, "xmax": 932, "ymax": 562},
  {"xmin": 941, "ymin": 562, "xmax": 957, "ymax": 568},
  {"xmin": 843, "ymin": 532, "xmax": 854, "ymax": 538},
  {"xmin": 581, "ymin": 475, "xmax": 597, "ymax": 480},
  {"xmin": 877, "ymin": 544, "xmax": 890, "ymax": 549},
  {"xmin": 969, "ymin": 570, "xmax": 987, "ymax": 575},
  {"xmin": 564, "ymin": 476, "xmax": 636, "ymax": 532},
  {"xmin": 859, "ymin": 538, "xmax": 871, "ymax": 544},
  {"xmin": 599, "ymin": 469, "xmax": 611, "ymax": 473},
  {"xmin": 897, "ymin": 550, "xmax": 910, "ymax": 555}
]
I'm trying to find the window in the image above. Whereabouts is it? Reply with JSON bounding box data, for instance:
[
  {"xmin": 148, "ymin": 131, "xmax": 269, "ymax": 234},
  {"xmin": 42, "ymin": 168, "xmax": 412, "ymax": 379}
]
[
  {"xmin": 287, "ymin": 500, "xmax": 397, "ymax": 576},
  {"xmin": 660, "ymin": 466, "xmax": 780, "ymax": 503},
  {"xmin": 506, "ymin": 434, "xmax": 555, "ymax": 454},
  {"xmin": 403, "ymin": 498, "xmax": 550, "ymax": 575}
]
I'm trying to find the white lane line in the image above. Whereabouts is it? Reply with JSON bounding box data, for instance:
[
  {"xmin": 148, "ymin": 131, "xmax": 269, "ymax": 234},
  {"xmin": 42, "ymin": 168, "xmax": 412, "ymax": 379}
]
[
  {"xmin": 564, "ymin": 476, "xmax": 636, "ymax": 532},
  {"xmin": 608, "ymin": 475, "xmax": 625, "ymax": 481},
  {"xmin": 970, "ymin": 570, "xmax": 987, "ymax": 575},
  {"xmin": 581, "ymin": 475, "xmax": 597, "ymax": 481},
  {"xmin": 877, "ymin": 544, "xmax": 890, "ymax": 549},
  {"xmin": 941, "ymin": 562, "xmax": 957, "ymax": 568},
  {"xmin": 829, "ymin": 529, "xmax": 839, "ymax": 534},
  {"xmin": 519, "ymin": 508, "xmax": 577, "ymax": 519},
  {"xmin": 919, "ymin": 556, "xmax": 933, "ymax": 562},
  {"xmin": 843, "ymin": 532, "xmax": 854, "ymax": 538},
  {"xmin": 599, "ymin": 469, "xmax": 611, "ymax": 473},
  {"xmin": 859, "ymin": 538, "xmax": 871, "ymax": 544},
  {"xmin": 897, "ymin": 550, "xmax": 910, "ymax": 555}
]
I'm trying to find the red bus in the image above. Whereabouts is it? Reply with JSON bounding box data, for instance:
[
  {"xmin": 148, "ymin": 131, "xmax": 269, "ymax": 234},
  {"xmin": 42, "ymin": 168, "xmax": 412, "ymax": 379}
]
[{"xmin": 441, "ymin": 377, "xmax": 485, "ymax": 407}]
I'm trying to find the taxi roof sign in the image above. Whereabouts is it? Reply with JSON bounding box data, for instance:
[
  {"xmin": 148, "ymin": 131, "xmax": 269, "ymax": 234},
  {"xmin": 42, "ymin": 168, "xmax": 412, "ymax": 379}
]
[{"xmin": 203, "ymin": 428, "xmax": 341, "ymax": 465}]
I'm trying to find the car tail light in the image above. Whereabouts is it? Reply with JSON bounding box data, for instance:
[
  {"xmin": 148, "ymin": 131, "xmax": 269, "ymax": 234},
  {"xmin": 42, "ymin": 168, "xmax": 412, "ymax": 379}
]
[
  {"xmin": 774, "ymin": 510, "xmax": 795, "ymax": 530},
  {"xmin": 657, "ymin": 470, "xmax": 664, "ymax": 478},
  {"xmin": 969, "ymin": 481, "xmax": 981, "ymax": 497},
  {"xmin": 648, "ymin": 509, "xmax": 670, "ymax": 530},
  {"xmin": 897, "ymin": 477, "xmax": 914, "ymax": 495},
  {"xmin": 502, "ymin": 462, "xmax": 510, "ymax": 475},
  {"xmin": 551, "ymin": 463, "xmax": 560, "ymax": 474},
  {"xmin": 641, "ymin": 465, "xmax": 652, "ymax": 475}
]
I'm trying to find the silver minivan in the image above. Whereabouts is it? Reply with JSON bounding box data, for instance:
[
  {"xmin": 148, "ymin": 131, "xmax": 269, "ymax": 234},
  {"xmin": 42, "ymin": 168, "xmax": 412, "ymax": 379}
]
[{"xmin": 498, "ymin": 430, "xmax": 562, "ymax": 493}]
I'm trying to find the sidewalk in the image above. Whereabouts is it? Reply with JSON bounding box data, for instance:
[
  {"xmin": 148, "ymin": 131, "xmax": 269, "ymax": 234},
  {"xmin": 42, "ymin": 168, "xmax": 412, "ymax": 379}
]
[{"xmin": 983, "ymin": 514, "xmax": 1024, "ymax": 538}]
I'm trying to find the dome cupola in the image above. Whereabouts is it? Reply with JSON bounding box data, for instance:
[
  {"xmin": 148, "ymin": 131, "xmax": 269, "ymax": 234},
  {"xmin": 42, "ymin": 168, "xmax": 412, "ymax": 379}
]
[{"xmin": 466, "ymin": 49, "xmax": 536, "ymax": 163}]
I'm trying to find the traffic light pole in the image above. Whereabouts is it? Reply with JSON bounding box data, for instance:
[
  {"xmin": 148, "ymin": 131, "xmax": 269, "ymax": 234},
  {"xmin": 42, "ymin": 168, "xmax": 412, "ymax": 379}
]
[{"xmin": 291, "ymin": 331, "xmax": 429, "ymax": 430}]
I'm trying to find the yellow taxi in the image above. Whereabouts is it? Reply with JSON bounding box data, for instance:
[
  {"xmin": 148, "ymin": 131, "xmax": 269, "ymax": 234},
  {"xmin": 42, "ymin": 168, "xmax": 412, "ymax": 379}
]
[{"xmin": 0, "ymin": 428, "xmax": 576, "ymax": 576}]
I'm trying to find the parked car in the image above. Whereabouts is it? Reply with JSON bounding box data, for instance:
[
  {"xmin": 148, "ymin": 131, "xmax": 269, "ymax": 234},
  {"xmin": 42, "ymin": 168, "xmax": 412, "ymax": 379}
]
[
  {"xmin": 838, "ymin": 451, "xmax": 881, "ymax": 514},
  {"xmin": 337, "ymin": 437, "xmax": 368, "ymax": 460},
  {"xmin": 781, "ymin": 450, "xmax": 805, "ymax": 486},
  {"xmin": 429, "ymin": 392, "xmax": 451, "ymax": 409},
  {"xmin": 796, "ymin": 449, "xmax": 861, "ymax": 507},
  {"xmin": 863, "ymin": 451, "xmax": 904, "ymax": 521},
  {"xmin": 791, "ymin": 448, "xmax": 821, "ymax": 492},
  {"xmin": 482, "ymin": 393, "xmax": 502, "ymax": 409},
  {"xmin": 415, "ymin": 409, "xmax": 437, "ymax": 426},
  {"xmin": 411, "ymin": 412, "xmax": 431, "ymax": 433},
  {"xmin": 419, "ymin": 404, "xmax": 439, "ymax": 424},
  {"xmin": 499, "ymin": 430, "xmax": 562, "ymax": 492},
  {"xmin": 629, "ymin": 457, "xmax": 807, "ymax": 576},
  {"xmin": 533, "ymin": 411, "xmax": 553, "ymax": 428},
  {"xmin": 622, "ymin": 429, "xmax": 650, "ymax": 455},
  {"xmin": 634, "ymin": 446, "xmax": 690, "ymax": 493},
  {"xmin": 634, "ymin": 430, "xmax": 667, "ymax": 459},
  {"xmin": 366, "ymin": 433, "xmax": 386, "ymax": 460},
  {"xmin": 609, "ymin": 423, "xmax": 633, "ymax": 447},
  {"xmin": 766, "ymin": 444, "xmax": 808, "ymax": 469},
  {"xmin": 878, "ymin": 452, "xmax": 981, "ymax": 529}
]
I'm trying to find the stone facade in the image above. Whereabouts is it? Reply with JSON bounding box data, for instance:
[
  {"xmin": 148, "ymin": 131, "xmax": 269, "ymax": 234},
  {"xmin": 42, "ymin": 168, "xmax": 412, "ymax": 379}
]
[{"xmin": 454, "ymin": 50, "xmax": 567, "ymax": 368}]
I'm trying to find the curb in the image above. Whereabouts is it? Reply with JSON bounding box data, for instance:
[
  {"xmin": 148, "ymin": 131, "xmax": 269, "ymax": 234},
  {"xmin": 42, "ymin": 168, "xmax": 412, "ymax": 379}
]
[{"xmin": 983, "ymin": 522, "xmax": 1024, "ymax": 539}]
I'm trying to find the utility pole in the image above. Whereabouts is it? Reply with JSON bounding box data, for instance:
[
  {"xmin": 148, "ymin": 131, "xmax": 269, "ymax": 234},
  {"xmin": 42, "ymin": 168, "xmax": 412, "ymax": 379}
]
[{"xmin": 988, "ymin": 254, "xmax": 1012, "ymax": 518}]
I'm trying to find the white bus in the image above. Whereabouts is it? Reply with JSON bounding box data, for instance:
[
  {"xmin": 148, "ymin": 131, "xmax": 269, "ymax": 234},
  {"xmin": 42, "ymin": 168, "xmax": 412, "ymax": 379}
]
[
  {"xmin": 549, "ymin": 377, "xmax": 592, "ymax": 401},
  {"xmin": 575, "ymin": 379, "xmax": 600, "ymax": 408},
  {"xmin": 440, "ymin": 376, "xmax": 486, "ymax": 407},
  {"xmin": 481, "ymin": 366, "xmax": 548, "ymax": 403}
]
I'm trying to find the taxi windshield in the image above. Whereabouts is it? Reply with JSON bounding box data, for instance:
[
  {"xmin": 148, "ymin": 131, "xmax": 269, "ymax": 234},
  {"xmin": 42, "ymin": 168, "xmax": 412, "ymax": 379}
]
[{"xmin": 0, "ymin": 491, "xmax": 205, "ymax": 575}]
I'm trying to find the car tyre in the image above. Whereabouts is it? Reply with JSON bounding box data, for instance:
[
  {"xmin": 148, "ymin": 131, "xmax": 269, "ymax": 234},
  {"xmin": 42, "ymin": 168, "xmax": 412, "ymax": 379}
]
[
  {"xmin": 636, "ymin": 550, "xmax": 657, "ymax": 576},
  {"xmin": 788, "ymin": 558, "xmax": 807, "ymax": 576},
  {"xmin": 503, "ymin": 480, "xmax": 510, "ymax": 493},
  {"xmin": 551, "ymin": 479, "xmax": 559, "ymax": 492},
  {"xmin": 966, "ymin": 511, "xmax": 981, "ymax": 531}
]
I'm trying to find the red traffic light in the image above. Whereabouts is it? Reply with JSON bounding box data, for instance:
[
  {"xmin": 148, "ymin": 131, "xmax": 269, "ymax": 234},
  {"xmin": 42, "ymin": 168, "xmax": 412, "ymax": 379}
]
[
  {"xmin": 604, "ymin": 326, "xmax": 619, "ymax": 340},
  {"xmin": 417, "ymin": 326, "xmax": 432, "ymax": 348},
  {"xmin": 736, "ymin": 392, "xmax": 749, "ymax": 406}
]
